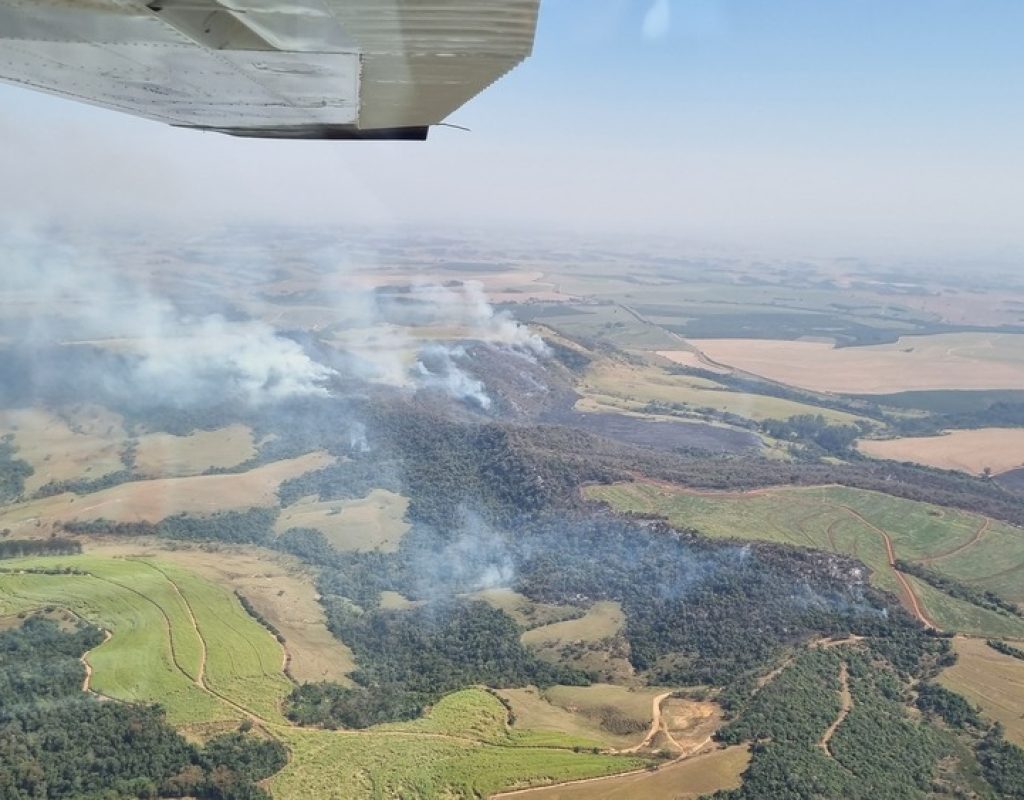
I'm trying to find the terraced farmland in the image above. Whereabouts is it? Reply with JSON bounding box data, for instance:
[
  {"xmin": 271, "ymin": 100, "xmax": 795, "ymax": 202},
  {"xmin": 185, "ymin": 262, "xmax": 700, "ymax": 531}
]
[{"xmin": 588, "ymin": 482, "xmax": 1024, "ymax": 637}]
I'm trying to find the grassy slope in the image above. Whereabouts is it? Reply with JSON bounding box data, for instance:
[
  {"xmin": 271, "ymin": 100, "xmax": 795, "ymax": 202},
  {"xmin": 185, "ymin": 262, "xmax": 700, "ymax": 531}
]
[
  {"xmin": 269, "ymin": 690, "xmax": 647, "ymax": 800},
  {"xmin": 589, "ymin": 482, "xmax": 1024, "ymax": 637}
]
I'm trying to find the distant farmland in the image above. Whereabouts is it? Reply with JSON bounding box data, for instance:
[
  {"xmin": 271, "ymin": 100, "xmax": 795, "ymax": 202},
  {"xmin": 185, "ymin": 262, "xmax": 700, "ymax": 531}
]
[
  {"xmin": 858, "ymin": 428, "xmax": 1024, "ymax": 476},
  {"xmin": 689, "ymin": 333, "xmax": 1024, "ymax": 394},
  {"xmin": 589, "ymin": 482, "xmax": 1024, "ymax": 638}
]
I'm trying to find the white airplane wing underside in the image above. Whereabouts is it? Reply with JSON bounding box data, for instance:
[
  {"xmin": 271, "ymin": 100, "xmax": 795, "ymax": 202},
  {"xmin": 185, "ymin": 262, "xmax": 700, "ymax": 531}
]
[{"xmin": 0, "ymin": 0, "xmax": 540, "ymax": 139}]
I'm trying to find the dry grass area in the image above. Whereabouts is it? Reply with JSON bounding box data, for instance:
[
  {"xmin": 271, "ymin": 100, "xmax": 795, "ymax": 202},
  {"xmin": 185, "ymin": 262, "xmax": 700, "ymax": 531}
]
[
  {"xmin": 274, "ymin": 489, "xmax": 410, "ymax": 552},
  {"xmin": 858, "ymin": 428, "xmax": 1024, "ymax": 475},
  {"xmin": 520, "ymin": 602, "xmax": 625, "ymax": 647},
  {"xmin": 378, "ymin": 590, "xmax": 421, "ymax": 610},
  {"xmin": 939, "ymin": 636, "xmax": 1024, "ymax": 746},
  {"xmin": 466, "ymin": 588, "xmax": 584, "ymax": 629},
  {"xmin": 0, "ymin": 451, "xmax": 334, "ymax": 537},
  {"xmin": 495, "ymin": 744, "xmax": 749, "ymax": 799},
  {"xmin": 134, "ymin": 424, "xmax": 255, "ymax": 478},
  {"xmin": 0, "ymin": 407, "xmax": 126, "ymax": 494},
  {"xmin": 691, "ymin": 333, "xmax": 1024, "ymax": 394},
  {"xmin": 83, "ymin": 538, "xmax": 356, "ymax": 684},
  {"xmin": 579, "ymin": 360, "xmax": 863, "ymax": 424},
  {"xmin": 521, "ymin": 602, "xmax": 632, "ymax": 681}
]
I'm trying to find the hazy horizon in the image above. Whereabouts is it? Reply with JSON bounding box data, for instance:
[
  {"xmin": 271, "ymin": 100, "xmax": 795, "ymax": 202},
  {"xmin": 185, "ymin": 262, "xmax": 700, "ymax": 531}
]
[{"xmin": 2, "ymin": 0, "xmax": 1023, "ymax": 262}]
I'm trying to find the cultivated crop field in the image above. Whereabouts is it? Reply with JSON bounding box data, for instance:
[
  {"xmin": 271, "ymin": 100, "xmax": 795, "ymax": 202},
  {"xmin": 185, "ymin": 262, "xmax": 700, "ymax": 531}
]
[
  {"xmin": 589, "ymin": 482, "xmax": 1024, "ymax": 636},
  {"xmin": 940, "ymin": 637, "xmax": 1024, "ymax": 745},
  {"xmin": 0, "ymin": 554, "xmax": 291, "ymax": 726},
  {"xmin": 268, "ymin": 690, "xmax": 648, "ymax": 799},
  {"xmin": 0, "ymin": 554, "xmax": 654, "ymax": 797},
  {"xmin": 83, "ymin": 538, "xmax": 357, "ymax": 684},
  {"xmin": 858, "ymin": 428, "xmax": 1024, "ymax": 476},
  {"xmin": 689, "ymin": 333, "xmax": 1024, "ymax": 394}
]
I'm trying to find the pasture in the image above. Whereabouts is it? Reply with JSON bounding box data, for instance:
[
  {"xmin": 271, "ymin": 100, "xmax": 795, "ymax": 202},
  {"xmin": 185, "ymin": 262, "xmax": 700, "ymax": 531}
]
[
  {"xmin": 0, "ymin": 554, "xmax": 292, "ymax": 726},
  {"xmin": 858, "ymin": 428, "xmax": 1024, "ymax": 476},
  {"xmin": 134, "ymin": 424, "xmax": 255, "ymax": 477},
  {"xmin": 579, "ymin": 360, "xmax": 863, "ymax": 424},
  {"xmin": 0, "ymin": 407, "xmax": 126, "ymax": 494},
  {"xmin": 690, "ymin": 333, "xmax": 1024, "ymax": 394},
  {"xmin": 940, "ymin": 637, "xmax": 1024, "ymax": 746},
  {"xmin": 274, "ymin": 488, "xmax": 410, "ymax": 552},
  {"xmin": 588, "ymin": 482, "xmax": 1024, "ymax": 637},
  {"xmin": 0, "ymin": 451, "xmax": 334, "ymax": 537}
]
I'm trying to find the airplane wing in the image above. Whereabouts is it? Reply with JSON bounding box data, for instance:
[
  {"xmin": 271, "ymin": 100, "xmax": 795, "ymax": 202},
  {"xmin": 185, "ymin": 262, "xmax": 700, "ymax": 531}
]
[{"xmin": 0, "ymin": 0, "xmax": 540, "ymax": 139}]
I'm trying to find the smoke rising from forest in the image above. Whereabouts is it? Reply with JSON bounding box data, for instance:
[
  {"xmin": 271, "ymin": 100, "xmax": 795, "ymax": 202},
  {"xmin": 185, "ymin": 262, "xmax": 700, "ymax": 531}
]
[{"xmin": 0, "ymin": 229, "xmax": 545, "ymax": 410}]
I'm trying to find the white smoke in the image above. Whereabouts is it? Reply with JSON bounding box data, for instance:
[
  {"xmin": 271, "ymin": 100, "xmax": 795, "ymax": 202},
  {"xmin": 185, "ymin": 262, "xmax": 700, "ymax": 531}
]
[
  {"xmin": 1, "ymin": 227, "xmax": 336, "ymax": 405},
  {"xmin": 412, "ymin": 345, "xmax": 492, "ymax": 409}
]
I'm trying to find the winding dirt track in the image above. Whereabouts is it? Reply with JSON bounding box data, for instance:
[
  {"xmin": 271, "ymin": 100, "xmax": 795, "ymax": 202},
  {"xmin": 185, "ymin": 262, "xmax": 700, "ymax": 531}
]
[
  {"xmin": 80, "ymin": 628, "xmax": 112, "ymax": 694},
  {"xmin": 634, "ymin": 482, "xmax": 938, "ymax": 628},
  {"xmin": 835, "ymin": 504, "xmax": 937, "ymax": 629},
  {"xmin": 819, "ymin": 662, "xmax": 852, "ymax": 758},
  {"xmin": 616, "ymin": 691, "xmax": 673, "ymax": 754},
  {"xmin": 923, "ymin": 517, "xmax": 992, "ymax": 564}
]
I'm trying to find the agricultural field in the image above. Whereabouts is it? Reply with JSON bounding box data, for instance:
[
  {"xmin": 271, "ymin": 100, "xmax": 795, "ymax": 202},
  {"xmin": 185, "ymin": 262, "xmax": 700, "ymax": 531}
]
[
  {"xmin": 579, "ymin": 359, "xmax": 864, "ymax": 424},
  {"xmin": 588, "ymin": 482, "xmax": 1024, "ymax": 636},
  {"xmin": 268, "ymin": 689, "xmax": 648, "ymax": 799},
  {"xmin": 134, "ymin": 423, "xmax": 255, "ymax": 477},
  {"xmin": 274, "ymin": 488, "xmax": 410, "ymax": 552},
  {"xmin": 689, "ymin": 333, "xmax": 1024, "ymax": 394},
  {"xmin": 492, "ymin": 744, "xmax": 750, "ymax": 800},
  {"xmin": 81, "ymin": 538, "xmax": 356, "ymax": 684},
  {"xmin": 0, "ymin": 552, "xmax": 656, "ymax": 798},
  {"xmin": 0, "ymin": 406, "xmax": 126, "ymax": 494},
  {"xmin": 0, "ymin": 553, "xmax": 291, "ymax": 727},
  {"xmin": 940, "ymin": 637, "xmax": 1024, "ymax": 746},
  {"xmin": 858, "ymin": 428, "xmax": 1024, "ymax": 475},
  {"xmin": 0, "ymin": 451, "xmax": 333, "ymax": 537}
]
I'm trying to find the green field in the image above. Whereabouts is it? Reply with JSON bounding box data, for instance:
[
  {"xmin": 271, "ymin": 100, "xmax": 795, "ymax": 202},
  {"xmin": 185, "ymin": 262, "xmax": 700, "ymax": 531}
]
[
  {"xmin": 0, "ymin": 554, "xmax": 292, "ymax": 726},
  {"xmin": 588, "ymin": 482, "xmax": 1024, "ymax": 637},
  {"xmin": 0, "ymin": 556, "xmax": 650, "ymax": 798},
  {"xmin": 268, "ymin": 690, "xmax": 647, "ymax": 799}
]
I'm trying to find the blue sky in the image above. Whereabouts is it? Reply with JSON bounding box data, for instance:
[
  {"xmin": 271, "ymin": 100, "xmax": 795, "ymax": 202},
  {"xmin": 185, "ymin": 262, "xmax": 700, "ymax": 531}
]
[{"xmin": 1, "ymin": 0, "xmax": 1023, "ymax": 259}]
